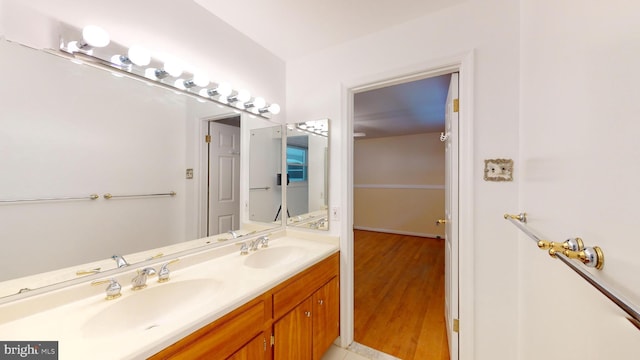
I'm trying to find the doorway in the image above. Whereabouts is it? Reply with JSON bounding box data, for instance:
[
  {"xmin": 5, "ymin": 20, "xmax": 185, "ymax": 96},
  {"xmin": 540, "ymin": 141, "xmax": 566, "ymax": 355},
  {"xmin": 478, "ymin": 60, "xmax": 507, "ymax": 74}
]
[
  {"xmin": 351, "ymin": 73, "xmax": 455, "ymax": 359},
  {"xmin": 203, "ymin": 116, "xmax": 241, "ymax": 236}
]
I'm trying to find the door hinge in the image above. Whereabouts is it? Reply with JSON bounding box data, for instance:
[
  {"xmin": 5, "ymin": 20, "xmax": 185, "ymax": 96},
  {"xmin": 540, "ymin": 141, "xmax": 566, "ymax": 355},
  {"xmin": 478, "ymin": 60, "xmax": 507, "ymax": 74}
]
[
  {"xmin": 205, "ymin": 134, "xmax": 211, "ymax": 143},
  {"xmin": 453, "ymin": 99, "xmax": 459, "ymax": 113},
  {"xmin": 270, "ymin": 334, "xmax": 275, "ymax": 346},
  {"xmin": 453, "ymin": 318, "xmax": 460, "ymax": 333}
]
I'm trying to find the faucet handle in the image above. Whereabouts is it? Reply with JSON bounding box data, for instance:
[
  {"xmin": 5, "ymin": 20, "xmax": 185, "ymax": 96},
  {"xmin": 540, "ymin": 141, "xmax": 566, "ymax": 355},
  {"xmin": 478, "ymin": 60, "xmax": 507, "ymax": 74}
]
[
  {"xmin": 146, "ymin": 252, "xmax": 164, "ymax": 261},
  {"xmin": 111, "ymin": 255, "xmax": 129, "ymax": 268},
  {"xmin": 236, "ymin": 242, "xmax": 249, "ymax": 255},
  {"xmin": 91, "ymin": 278, "xmax": 122, "ymax": 300},
  {"xmin": 158, "ymin": 259, "xmax": 180, "ymax": 283},
  {"xmin": 132, "ymin": 267, "xmax": 156, "ymax": 290},
  {"xmin": 259, "ymin": 235, "xmax": 270, "ymax": 248},
  {"xmin": 76, "ymin": 267, "xmax": 101, "ymax": 276}
]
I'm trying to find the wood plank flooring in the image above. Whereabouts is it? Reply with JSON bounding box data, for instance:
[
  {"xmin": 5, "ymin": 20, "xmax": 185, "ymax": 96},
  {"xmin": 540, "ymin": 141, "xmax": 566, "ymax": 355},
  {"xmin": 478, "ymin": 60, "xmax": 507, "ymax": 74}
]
[{"xmin": 354, "ymin": 230, "xmax": 449, "ymax": 360}]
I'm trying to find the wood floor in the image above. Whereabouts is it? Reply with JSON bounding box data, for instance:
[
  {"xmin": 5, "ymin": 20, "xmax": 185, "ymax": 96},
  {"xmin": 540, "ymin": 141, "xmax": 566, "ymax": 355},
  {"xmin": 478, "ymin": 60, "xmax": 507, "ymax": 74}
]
[{"xmin": 354, "ymin": 230, "xmax": 449, "ymax": 360}]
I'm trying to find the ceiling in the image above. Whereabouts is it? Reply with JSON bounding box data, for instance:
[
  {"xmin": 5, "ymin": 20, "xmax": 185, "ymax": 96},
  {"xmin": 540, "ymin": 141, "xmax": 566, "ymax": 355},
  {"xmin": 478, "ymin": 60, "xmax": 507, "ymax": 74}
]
[
  {"xmin": 353, "ymin": 74, "xmax": 452, "ymax": 139},
  {"xmin": 192, "ymin": 0, "xmax": 464, "ymax": 61}
]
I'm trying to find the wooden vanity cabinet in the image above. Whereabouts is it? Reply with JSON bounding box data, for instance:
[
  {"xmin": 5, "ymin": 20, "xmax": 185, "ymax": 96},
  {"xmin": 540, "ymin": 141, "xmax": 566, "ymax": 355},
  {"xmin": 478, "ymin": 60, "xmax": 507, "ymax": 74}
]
[
  {"xmin": 312, "ymin": 277, "xmax": 340, "ymax": 360},
  {"xmin": 148, "ymin": 294, "xmax": 270, "ymax": 360},
  {"xmin": 272, "ymin": 253, "xmax": 340, "ymax": 360},
  {"xmin": 149, "ymin": 252, "xmax": 339, "ymax": 360}
]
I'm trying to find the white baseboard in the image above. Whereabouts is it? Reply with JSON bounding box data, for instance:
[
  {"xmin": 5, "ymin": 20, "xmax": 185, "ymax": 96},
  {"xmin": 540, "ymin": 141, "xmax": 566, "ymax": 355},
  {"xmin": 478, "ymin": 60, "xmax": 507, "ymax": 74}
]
[{"xmin": 353, "ymin": 226, "xmax": 442, "ymax": 239}]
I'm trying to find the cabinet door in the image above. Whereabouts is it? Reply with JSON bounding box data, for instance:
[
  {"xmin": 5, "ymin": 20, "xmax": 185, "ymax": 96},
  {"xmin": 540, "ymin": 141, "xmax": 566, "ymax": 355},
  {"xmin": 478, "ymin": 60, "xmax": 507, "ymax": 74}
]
[
  {"xmin": 227, "ymin": 332, "xmax": 267, "ymax": 360},
  {"xmin": 312, "ymin": 277, "xmax": 340, "ymax": 360},
  {"xmin": 274, "ymin": 298, "xmax": 312, "ymax": 360}
]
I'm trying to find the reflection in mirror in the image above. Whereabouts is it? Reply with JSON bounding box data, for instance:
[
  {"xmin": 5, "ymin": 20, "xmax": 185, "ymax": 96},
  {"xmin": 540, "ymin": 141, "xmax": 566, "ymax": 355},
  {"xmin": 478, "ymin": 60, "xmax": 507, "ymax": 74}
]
[
  {"xmin": 249, "ymin": 125, "xmax": 284, "ymax": 224},
  {"xmin": 285, "ymin": 120, "xmax": 330, "ymax": 230},
  {"xmin": 0, "ymin": 39, "xmax": 282, "ymax": 299}
]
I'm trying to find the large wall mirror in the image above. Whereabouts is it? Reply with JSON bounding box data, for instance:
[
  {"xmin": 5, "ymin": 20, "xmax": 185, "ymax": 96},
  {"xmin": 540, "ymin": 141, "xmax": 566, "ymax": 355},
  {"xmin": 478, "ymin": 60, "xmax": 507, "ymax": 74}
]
[
  {"xmin": 0, "ymin": 38, "xmax": 283, "ymax": 299},
  {"xmin": 285, "ymin": 120, "xmax": 329, "ymax": 230}
]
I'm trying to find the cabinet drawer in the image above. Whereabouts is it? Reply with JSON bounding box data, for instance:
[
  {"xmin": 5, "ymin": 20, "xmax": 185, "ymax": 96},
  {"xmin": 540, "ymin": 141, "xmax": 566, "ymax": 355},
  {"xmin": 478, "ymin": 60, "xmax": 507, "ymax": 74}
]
[
  {"xmin": 273, "ymin": 252, "xmax": 339, "ymax": 320},
  {"xmin": 150, "ymin": 297, "xmax": 266, "ymax": 360}
]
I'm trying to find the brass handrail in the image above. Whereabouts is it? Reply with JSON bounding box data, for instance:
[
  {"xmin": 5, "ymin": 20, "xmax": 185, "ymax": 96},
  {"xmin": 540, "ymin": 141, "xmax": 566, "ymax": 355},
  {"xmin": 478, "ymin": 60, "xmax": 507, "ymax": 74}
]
[
  {"xmin": 103, "ymin": 191, "xmax": 176, "ymax": 199},
  {"xmin": 504, "ymin": 213, "xmax": 640, "ymax": 330},
  {"xmin": 0, "ymin": 194, "xmax": 99, "ymax": 204}
]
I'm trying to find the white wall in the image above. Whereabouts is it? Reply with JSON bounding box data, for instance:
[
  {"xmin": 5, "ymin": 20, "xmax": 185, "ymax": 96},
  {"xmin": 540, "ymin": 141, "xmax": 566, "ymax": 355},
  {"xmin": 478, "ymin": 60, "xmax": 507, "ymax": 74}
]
[
  {"xmin": 354, "ymin": 133, "xmax": 445, "ymax": 237},
  {"xmin": 287, "ymin": 0, "xmax": 520, "ymax": 358},
  {"xmin": 519, "ymin": 1, "xmax": 640, "ymax": 358}
]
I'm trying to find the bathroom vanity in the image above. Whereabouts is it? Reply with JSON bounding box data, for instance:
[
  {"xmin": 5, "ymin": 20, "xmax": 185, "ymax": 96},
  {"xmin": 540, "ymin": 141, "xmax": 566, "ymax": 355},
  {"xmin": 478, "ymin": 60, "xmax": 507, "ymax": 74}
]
[
  {"xmin": 150, "ymin": 252, "xmax": 339, "ymax": 359},
  {"xmin": 0, "ymin": 231, "xmax": 339, "ymax": 360}
]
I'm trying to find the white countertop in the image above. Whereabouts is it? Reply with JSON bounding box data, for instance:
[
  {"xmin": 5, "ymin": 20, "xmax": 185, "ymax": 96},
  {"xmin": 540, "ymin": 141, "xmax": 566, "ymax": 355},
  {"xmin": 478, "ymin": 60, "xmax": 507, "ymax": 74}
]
[{"xmin": 0, "ymin": 231, "xmax": 339, "ymax": 360}]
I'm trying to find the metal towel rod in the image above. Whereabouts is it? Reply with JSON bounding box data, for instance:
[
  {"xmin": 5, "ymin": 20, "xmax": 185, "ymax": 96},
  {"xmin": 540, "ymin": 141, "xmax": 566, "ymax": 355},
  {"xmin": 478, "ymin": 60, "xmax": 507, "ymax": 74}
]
[
  {"xmin": 504, "ymin": 212, "xmax": 640, "ymax": 330},
  {"xmin": 103, "ymin": 191, "xmax": 176, "ymax": 199},
  {"xmin": 249, "ymin": 187, "xmax": 270, "ymax": 191},
  {"xmin": 0, "ymin": 194, "xmax": 99, "ymax": 204}
]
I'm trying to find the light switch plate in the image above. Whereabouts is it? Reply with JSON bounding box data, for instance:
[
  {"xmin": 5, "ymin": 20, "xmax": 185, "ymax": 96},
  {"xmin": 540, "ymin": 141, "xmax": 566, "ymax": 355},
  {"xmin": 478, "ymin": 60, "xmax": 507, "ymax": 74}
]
[
  {"xmin": 186, "ymin": 168, "xmax": 194, "ymax": 179},
  {"xmin": 484, "ymin": 159, "xmax": 513, "ymax": 181}
]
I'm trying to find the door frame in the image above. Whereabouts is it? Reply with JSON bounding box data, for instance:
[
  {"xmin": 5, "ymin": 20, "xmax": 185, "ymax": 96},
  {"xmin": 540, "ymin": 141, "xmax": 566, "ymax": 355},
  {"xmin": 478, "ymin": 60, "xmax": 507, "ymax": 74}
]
[
  {"xmin": 198, "ymin": 113, "xmax": 241, "ymax": 239},
  {"xmin": 341, "ymin": 50, "xmax": 475, "ymax": 359}
]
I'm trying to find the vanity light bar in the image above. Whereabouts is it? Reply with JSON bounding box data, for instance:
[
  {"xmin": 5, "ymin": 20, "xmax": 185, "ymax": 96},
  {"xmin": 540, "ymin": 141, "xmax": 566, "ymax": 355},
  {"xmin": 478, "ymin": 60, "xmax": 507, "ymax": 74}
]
[
  {"xmin": 296, "ymin": 120, "xmax": 328, "ymax": 137},
  {"xmin": 60, "ymin": 25, "xmax": 280, "ymax": 118}
]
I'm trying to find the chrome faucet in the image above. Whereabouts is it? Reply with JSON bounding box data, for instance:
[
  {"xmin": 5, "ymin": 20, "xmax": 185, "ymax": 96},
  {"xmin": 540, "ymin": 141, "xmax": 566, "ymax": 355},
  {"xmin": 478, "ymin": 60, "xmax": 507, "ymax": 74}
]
[
  {"xmin": 311, "ymin": 218, "xmax": 327, "ymax": 229},
  {"xmin": 158, "ymin": 259, "xmax": 180, "ymax": 283},
  {"xmin": 91, "ymin": 278, "xmax": 122, "ymax": 300},
  {"xmin": 228, "ymin": 230, "xmax": 239, "ymax": 239},
  {"xmin": 238, "ymin": 242, "xmax": 249, "ymax": 255},
  {"xmin": 249, "ymin": 235, "xmax": 269, "ymax": 251},
  {"xmin": 111, "ymin": 255, "xmax": 129, "ymax": 268},
  {"xmin": 131, "ymin": 267, "xmax": 156, "ymax": 290}
]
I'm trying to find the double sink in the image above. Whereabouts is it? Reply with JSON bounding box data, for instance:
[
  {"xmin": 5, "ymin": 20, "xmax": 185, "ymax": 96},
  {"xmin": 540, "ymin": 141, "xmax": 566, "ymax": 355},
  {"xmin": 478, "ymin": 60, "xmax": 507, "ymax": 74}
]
[
  {"xmin": 0, "ymin": 233, "xmax": 338, "ymax": 359},
  {"xmin": 83, "ymin": 244, "xmax": 308, "ymax": 337}
]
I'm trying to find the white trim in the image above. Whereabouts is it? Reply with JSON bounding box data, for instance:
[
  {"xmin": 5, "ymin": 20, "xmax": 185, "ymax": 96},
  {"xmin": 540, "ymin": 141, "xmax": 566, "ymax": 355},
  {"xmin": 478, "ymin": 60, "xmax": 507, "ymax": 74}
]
[
  {"xmin": 456, "ymin": 50, "xmax": 475, "ymax": 360},
  {"xmin": 354, "ymin": 226, "xmax": 442, "ymax": 239},
  {"xmin": 354, "ymin": 184, "xmax": 444, "ymax": 190},
  {"xmin": 342, "ymin": 50, "xmax": 475, "ymax": 359}
]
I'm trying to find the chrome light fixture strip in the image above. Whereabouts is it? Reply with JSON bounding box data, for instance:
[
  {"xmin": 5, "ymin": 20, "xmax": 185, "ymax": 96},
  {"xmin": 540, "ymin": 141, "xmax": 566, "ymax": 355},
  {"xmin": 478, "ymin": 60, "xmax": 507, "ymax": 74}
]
[{"xmin": 48, "ymin": 49, "xmax": 272, "ymax": 119}]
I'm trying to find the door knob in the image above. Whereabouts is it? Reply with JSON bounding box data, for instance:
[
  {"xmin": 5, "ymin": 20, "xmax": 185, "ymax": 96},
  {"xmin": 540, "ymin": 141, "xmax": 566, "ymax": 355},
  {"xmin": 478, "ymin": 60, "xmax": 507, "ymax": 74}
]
[{"xmin": 436, "ymin": 219, "xmax": 447, "ymax": 225}]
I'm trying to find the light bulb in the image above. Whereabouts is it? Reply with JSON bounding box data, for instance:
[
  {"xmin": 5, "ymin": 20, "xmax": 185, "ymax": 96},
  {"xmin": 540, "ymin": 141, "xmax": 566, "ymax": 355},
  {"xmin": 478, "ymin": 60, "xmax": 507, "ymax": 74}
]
[
  {"xmin": 237, "ymin": 89, "xmax": 251, "ymax": 103},
  {"xmin": 82, "ymin": 25, "xmax": 110, "ymax": 48},
  {"xmin": 174, "ymin": 79, "xmax": 187, "ymax": 90},
  {"xmin": 199, "ymin": 89, "xmax": 211, "ymax": 97},
  {"xmin": 193, "ymin": 72, "xmax": 210, "ymax": 87},
  {"xmin": 144, "ymin": 68, "xmax": 158, "ymax": 79},
  {"xmin": 164, "ymin": 60, "xmax": 183, "ymax": 77},
  {"xmin": 252, "ymin": 97, "xmax": 266, "ymax": 109},
  {"xmin": 216, "ymin": 83, "xmax": 233, "ymax": 97},
  {"xmin": 127, "ymin": 46, "xmax": 151, "ymax": 66},
  {"xmin": 268, "ymin": 103, "xmax": 281, "ymax": 115},
  {"xmin": 67, "ymin": 41, "xmax": 80, "ymax": 53}
]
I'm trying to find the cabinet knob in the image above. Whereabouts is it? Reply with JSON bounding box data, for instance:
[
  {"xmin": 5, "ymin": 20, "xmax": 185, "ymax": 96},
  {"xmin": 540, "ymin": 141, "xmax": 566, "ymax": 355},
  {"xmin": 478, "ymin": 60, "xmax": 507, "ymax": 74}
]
[
  {"xmin": 305, "ymin": 311, "xmax": 311, "ymax": 317},
  {"xmin": 318, "ymin": 299, "xmax": 324, "ymax": 305}
]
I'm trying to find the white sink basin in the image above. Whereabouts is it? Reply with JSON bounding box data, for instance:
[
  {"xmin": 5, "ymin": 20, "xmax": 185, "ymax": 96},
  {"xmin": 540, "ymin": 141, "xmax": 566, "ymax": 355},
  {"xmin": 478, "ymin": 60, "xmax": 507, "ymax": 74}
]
[
  {"xmin": 243, "ymin": 246, "xmax": 306, "ymax": 269},
  {"xmin": 82, "ymin": 278, "xmax": 220, "ymax": 338}
]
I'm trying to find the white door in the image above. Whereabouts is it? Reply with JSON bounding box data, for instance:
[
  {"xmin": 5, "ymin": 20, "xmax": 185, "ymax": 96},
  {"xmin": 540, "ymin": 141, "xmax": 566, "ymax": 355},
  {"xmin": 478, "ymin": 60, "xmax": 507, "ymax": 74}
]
[
  {"xmin": 444, "ymin": 72, "xmax": 459, "ymax": 359},
  {"xmin": 208, "ymin": 121, "xmax": 240, "ymax": 235}
]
